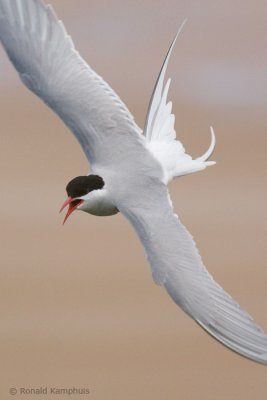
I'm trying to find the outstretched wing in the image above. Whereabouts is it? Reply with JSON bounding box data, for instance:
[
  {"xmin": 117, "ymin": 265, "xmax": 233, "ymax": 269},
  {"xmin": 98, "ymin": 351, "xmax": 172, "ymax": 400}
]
[
  {"xmin": 119, "ymin": 181, "xmax": 267, "ymax": 365},
  {"xmin": 0, "ymin": 0, "xmax": 145, "ymax": 167}
]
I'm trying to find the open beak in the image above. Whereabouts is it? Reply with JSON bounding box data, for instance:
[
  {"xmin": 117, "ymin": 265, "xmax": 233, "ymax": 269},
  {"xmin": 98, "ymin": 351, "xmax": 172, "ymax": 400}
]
[{"xmin": 59, "ymin": 197, "xmax": 84, "ymax": 224}]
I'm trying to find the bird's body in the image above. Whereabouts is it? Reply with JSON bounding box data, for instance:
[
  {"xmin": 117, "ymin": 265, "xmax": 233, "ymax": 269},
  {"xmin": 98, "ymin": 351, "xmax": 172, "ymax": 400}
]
[{"xmin": 1, "ymin": 0, "xmax": 267, "ymax": 365}]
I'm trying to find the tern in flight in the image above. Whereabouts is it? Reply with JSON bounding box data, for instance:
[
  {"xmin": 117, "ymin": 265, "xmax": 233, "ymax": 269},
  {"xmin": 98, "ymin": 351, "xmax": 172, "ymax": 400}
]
[{"xmin": 0, "ymin": 0, "xmax": 266, "ymax": 365}]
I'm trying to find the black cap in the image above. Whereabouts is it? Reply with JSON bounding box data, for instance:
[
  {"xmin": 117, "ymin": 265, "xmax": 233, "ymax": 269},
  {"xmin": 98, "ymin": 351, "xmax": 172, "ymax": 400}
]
[{"xmin": 66, "ymin": 175, "xmax": 104, "ymax": 198}]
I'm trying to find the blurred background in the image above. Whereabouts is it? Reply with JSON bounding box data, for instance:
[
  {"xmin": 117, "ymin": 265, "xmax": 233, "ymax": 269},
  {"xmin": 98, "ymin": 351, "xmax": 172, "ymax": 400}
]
[{"xmin": 0, "ymin": 0, "xmax": 267, "ymax": 398}]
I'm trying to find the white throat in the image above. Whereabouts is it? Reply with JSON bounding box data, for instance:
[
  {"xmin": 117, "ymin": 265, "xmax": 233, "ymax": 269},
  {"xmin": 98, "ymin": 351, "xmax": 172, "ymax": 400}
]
[{"xmin": 78, "ymin": 189, "xmax": 119, "ymax": 216}]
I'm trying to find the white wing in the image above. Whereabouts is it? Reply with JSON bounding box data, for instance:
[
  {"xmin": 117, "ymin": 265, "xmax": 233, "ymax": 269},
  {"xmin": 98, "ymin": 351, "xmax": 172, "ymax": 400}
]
[
  {"xmin": 0, "ymin": 0, "xmax": 145, "ymax": 167},
  {"xmin": 119, "ymin": 181, "xmax": 267, "ymax": 364}
]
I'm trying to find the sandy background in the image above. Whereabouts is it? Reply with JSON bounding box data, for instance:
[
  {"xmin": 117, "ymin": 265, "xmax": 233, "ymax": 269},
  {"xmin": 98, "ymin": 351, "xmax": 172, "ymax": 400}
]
[{"xmin": 0, "ymin": 0, "xmax": 267, "ymax": 399}]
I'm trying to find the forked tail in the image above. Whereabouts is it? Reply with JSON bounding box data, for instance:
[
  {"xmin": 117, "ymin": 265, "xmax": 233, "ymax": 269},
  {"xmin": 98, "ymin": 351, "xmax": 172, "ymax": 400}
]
[{"xmin": 144, "ymin": 22, "xmax": 216, "ymax": 182}]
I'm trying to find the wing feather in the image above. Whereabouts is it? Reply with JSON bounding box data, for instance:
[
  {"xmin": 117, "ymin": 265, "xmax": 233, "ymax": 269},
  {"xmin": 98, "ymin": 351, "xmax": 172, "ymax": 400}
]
[
  {"xmin": 119, "ymin": 182, "xmax": 267, "ymax": 364},
  {"xmin": 0, "ymin": 0, "xmax": 144, "ymax": 167}
]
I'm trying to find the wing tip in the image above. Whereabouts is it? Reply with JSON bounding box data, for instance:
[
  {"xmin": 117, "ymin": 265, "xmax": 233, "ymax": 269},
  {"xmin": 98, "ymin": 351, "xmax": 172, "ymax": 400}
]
[{"xmin": 197, "ymin": 319, "xmax": 267, "ymax": 366}]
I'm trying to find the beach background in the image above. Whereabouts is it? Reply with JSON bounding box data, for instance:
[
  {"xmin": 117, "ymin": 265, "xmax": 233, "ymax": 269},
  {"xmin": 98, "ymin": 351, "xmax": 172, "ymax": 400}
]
[{"xmin": 0, "ymin": 0, "xmax": 267, "ymax": 398}]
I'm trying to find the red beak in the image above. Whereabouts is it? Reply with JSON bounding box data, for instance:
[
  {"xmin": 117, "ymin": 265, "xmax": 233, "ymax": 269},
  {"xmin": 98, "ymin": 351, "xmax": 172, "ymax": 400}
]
[{"xmin": 59, "ymin": 197, "xmax": 84, "ymax": 224}]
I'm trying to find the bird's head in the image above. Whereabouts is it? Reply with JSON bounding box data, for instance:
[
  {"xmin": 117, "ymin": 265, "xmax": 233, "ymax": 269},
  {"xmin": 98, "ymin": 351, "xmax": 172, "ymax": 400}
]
[{"xmin": 60, "ymin": 175, "xmax": 104, "ymax": 223}]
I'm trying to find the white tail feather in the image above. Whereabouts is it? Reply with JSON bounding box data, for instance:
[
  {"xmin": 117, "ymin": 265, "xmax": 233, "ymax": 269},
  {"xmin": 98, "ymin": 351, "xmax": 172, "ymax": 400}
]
[
  {"xmin": 197, "ymin": 127, "xmax": 216, "ymax": 162},
  {"xmin": 144, "ymin": 19, "xmax": 187, "ymax": 141},
  {"xmin": 145, "ymin": 23, "xmax": 216, "ymax": 182}
]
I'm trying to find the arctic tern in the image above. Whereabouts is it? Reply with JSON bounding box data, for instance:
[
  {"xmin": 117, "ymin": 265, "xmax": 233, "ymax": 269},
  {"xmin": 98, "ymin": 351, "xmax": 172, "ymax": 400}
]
[{"xmin": 0, "ymin": 0, "xmax": 266, "ymax": 364}]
